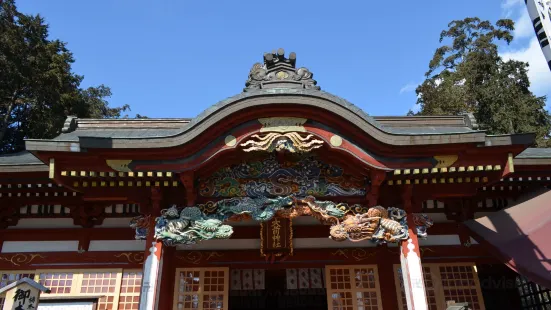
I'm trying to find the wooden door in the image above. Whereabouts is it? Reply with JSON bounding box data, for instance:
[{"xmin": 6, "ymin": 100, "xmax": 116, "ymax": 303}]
[
  {"xmin": 325, "ymin": 265, "xmax": 383, "ymax": 310},
  {"xmin": 173, "ymin": 267, "xmax": 229, "ymax": 310}
]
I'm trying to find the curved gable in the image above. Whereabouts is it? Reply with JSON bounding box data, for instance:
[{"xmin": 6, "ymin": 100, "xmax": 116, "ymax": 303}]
[{"xmin": 25, "ymin": 49, "xmax": 500, "ymax": 154}]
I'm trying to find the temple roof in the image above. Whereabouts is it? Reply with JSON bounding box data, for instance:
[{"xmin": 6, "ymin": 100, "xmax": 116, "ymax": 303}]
[
  {"xmin": 52, "ymin": 118, "xmax": 191, "ymax": 141},
  {"xmin": 19, "ymin": 50, "xmax": 535, "ymax": 151},
  {"xmin": 26, "ymin": 86, "xmax": 515, "ymax": 150},
  {"xmin": 0, "ymin": 151, "xmax": 48, "ymax": 172},
  {"xmin": 514, "ymin": 147, "xmax": 551, "ymax": 165},
  {"xmin": 516, "ymin": 147, "xmax": 551, "ymax": 158},
  {"xmin": 48, "ymin": 113, "xmax": 480, "ymax": 143}
]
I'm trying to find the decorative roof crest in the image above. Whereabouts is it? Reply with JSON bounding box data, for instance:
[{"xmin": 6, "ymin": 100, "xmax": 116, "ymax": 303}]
[{"xmin": 244, "ymin": 48, "xmax": 320, "ymax": 92}]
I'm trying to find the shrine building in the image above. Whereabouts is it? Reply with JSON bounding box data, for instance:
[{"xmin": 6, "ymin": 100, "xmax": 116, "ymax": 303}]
[{"xmin": 0, "ymin": 49, "xmax": 550, "ymax": 310}]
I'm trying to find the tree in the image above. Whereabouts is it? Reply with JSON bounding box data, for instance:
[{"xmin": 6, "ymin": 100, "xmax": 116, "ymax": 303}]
[
  {"xmin": 0, "ymin": 0, "xmax": 131, "ymax": 154},
  {"xmin": 413, "ymin": 17, "xmax": 551, "ymax": 147}
]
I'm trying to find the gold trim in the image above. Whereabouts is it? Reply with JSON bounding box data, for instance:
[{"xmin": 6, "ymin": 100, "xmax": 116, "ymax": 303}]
[
  {"xmin": 49, "ymin": 159, "xmax": 55, "ymax": 179},
  {"xmin": 508, "ymin": 153, "xmax": 515, "ymax": 173},
  {"xmin": 258, "ymin": 117, "xmax": 307, "ymax": 133},
  {"xmin": 114, "ymin": 252, "xmax": 144, "ymax": 264},
  {"xmin": 106, "ymin": 160, "xmax": 133, "ymax": 172},
  {"xmin": 330, "ymin": 135, "xmax": 343, "ymax": 147},
  {"xmin": 331, "ymin": 249, "xmax": 377, "ymax": 262},
  {"xmin": 434, "ymin": 155, "xmax": 458, "ymax": 168},
  {"xmin": 0, "ymin": 254, "xmax": 45, "ymax": 266},
  {"xmin": 224, "ymin": 135, "xmax": 237, "ymax": 147},
  {"xmin": 175, "ymin": 251, "xmax": 224, "ymax": 265}
]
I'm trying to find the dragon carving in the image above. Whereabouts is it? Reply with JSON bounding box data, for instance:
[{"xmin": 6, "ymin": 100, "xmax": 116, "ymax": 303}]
[
  {"xmin": 149, "ymin": 193, "xmax": 431, "ymax": 246},
  {"xmin": 329, "ymin": 206, "xmax": 409, "ymax": 243},
  {"xmin": 411, "ymin": 213, "xmax": 434, "ymax": 238},
  {"xmin": 154, "ymin": 205, "xmax": 234, "ymax": 246},
  {"xmin": 130, "ymin": 215, "xmax": 150, "ymax": 240},
  {"xmin": 154, "ymin": 195, "xmax": 295, "ymax": 246}
]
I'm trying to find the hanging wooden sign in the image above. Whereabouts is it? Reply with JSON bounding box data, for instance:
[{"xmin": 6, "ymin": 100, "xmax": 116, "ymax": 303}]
[
  {"xmin": 0, "ymin": 277, "xmax": 50, "ymax": 310},
  {"xmin": 260, "ymin": 217, "xmax": 293, "ymax": 257}
]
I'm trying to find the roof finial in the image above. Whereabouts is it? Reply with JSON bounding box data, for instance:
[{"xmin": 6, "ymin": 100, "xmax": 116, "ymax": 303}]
[{"xmin": 244, "ymin": 49, "xmax": 320, "ymax": 92}]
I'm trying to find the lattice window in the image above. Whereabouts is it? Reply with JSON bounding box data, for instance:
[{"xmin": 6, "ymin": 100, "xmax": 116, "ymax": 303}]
[
  {"xmin": 325, "ymin": 265, "xmax": 382, "ymax": 310},
  {"xmin": 80, "ymin": 271, "xmax": 122, "ymax": 310},
  {"xmin": 81, "ymin": 271, "xmax": 119, "ymax": 294},
  {"xmin": 423, "ymin": 266, "xmax": 439, "ymax": 309},
  {"xmin": 0, "ymin": 269, "xmax": 140, "ymax": 310},
  {"xmin": 395, "ymin": 266, "xmax": 439, "ymax": 310},
  {"xmin": 439, "ymin": 265, "xmax": 483, "ymax": 309},
  {"xmin": 118, "ymin": 271, "xmax": 143, "ymax": 310},
  {"xmin": 516, "ymin": 275, "xmax": 551, "ymax": 309},
  {"xmin": 39, "ymin": 272, "xmax": 74, "ymax": 294},
  {"xmin": 394, "ymin": 263, "xmax": 485, "ymax": 310},
  {"xmin": 98, "ymin": 296, "xmax": 116, "ymax": 310},
  {"xmin": 173, "ymin": 267, "xmax": 229, "ymax": 310}
]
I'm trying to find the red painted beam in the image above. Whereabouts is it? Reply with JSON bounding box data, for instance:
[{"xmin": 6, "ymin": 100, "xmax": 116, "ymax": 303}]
[
  {"xmin": 171, "ymin": 244, "xmax": 497, "ymax": 268},
  {"xmin": 0, "ymin": 228, "xmax": 135, "ymax": 241},
  {"xmin": 0, "ymin": 251, "xmax": 144, "ymax": 269},
  {"xmin": 0, "ymin": 245, "xmax": 497, "ymax": 270}
]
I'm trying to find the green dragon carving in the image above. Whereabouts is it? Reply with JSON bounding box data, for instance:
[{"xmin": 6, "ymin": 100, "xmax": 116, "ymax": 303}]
[
  {"xmin": 153, "ymin": 194, "xmax": 431, "ymax": 246},
  {"xmin": 155, "ymin": 195, "xmax": 295, "ymax": 246}
]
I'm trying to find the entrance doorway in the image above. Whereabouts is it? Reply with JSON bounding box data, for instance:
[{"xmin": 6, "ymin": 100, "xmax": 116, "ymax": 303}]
[{"xmin": 229, "ymin": 269, "xmax": 327, "ymax": 310}]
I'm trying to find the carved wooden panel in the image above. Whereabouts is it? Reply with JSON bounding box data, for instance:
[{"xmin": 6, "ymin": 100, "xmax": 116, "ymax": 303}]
[
  {"xmin": 173, "ymin": 267, "xmax": 229, "ymax": 310},
  {"xmin": 325, "ymin": 265, "xmax": 382, "ymax": 310}
]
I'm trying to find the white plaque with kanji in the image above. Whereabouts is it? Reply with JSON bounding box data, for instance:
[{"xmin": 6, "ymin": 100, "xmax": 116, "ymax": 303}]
[{"xmin": 0, "ymin": 278, "xmax": 50, "ymax": 310}]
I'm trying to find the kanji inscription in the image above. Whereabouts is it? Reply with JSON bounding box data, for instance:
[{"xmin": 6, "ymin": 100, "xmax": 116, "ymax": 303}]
[{"xmin": 260, "ymin": 217, "xmax": 292, "ymax": 257}]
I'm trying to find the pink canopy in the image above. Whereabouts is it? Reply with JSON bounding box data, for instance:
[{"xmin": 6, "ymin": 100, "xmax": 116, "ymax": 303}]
[{"xmin": 464, "ymin": 189, "xmax": 551, "ymax": 289}]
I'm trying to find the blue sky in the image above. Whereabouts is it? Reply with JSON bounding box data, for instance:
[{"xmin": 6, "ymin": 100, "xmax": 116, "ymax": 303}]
[{"xmin": 17, "ymin": 0, "xmax": 551, "ymax": 118}]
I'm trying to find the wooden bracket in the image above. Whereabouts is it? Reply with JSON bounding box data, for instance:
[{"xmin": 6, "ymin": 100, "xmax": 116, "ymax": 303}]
[
  {"xmin": 458, "ymin": 199, "xmax": 475, "ymax": 246},
  {"xmin": 179, "ymin": 171, "xmax": 196, "ymax": 206},
  {"xmin": 366, "ymin": 170, "xmax": 386, "ymax": 206},
  {"xmin": 150, "ymin": 186, "xmax": 163, "ymax": 215},
  {"xmin": 67, "ymin": 203, "xmax": 106, "ymax": 228},
  {"xmin": 78, "ymin": 236, "xmax": 91, "ymax": 252},
  {"xmin": 443, "ymin": 198, "xmax": 475, "ymax": 222},
  {"xmin": 0, "ymin": 206, "xmax": 20, "ymax": 229},
  {"xmin": 401, "ymin": 184, "xmax": 414, "ymax": 212}
]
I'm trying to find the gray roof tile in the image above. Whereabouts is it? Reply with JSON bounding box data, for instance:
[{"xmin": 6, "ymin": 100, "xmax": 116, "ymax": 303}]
[
  {"xmin": 0, "ymin": 151, "xmax": 43, "ymax": 165},
  {"xmin": 516, "ymin": 148, "xmax": 551, "ymax": 158}
]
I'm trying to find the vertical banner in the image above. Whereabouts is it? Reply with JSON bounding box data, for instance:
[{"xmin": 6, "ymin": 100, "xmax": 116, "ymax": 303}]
[
  {"xmin": 260, "ymin": 217, "xmax": 293, "ymax": 256},
  {"xmin": 526, "ymin": 0, "xmax": 551, "ymax": 70}
]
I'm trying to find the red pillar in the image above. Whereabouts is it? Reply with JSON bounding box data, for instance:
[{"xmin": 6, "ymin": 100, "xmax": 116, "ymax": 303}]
[
  {"xmin": 379, "ymin": 246, "xmax": 401, "ymax": 310},
  {"xmin": 400, "ymin": 186, "xmax": 428, "ymax": 310},
  {"xmin": 157, "ymin": 246, "xmax": 176, "ymax": 310}
]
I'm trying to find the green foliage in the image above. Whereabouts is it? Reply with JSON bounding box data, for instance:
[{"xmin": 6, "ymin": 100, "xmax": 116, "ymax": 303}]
[
  {"xmin": 0, "ymin": 0, "xmax": 132, "ymax": 154},
  {"xmin": 413, "ymin": 17, "xmax": 550, "ymax": 147}
]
